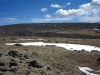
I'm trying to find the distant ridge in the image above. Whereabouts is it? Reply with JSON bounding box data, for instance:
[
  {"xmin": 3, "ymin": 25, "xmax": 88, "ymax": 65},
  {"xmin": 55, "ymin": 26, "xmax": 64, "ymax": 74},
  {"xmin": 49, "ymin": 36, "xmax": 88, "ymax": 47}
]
[{"xmin": 0, "ymin": 23, "xmax": 100, "ymax": 37}]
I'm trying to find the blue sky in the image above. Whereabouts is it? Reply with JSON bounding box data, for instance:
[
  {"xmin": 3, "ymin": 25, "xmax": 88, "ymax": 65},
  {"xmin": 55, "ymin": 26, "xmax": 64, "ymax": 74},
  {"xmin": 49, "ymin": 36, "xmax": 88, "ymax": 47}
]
[{"xmin": 0, "ymin": 0, "xmax": 100, "ymax": 25}]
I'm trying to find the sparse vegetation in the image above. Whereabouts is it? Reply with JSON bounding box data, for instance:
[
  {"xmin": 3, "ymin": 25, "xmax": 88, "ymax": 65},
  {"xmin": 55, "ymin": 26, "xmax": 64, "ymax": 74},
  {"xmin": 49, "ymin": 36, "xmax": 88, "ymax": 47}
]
[{"xmin": 0, "ymin": 23, "xmax": 100, "ymax": 75}]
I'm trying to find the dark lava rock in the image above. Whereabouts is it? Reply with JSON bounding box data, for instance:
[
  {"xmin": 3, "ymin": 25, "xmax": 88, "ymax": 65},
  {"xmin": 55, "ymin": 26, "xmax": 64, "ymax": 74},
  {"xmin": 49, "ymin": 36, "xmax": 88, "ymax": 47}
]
[
  {"xmin": 0, "ymin": 58, "xmax": 8, "ymax": 66},
  {"xmin": 28, "ymin": 60, "xmax": 43, "ymax": 68},
  {"xmin": 0, "ymin": 53, "xmax": 2, "ymax": 57},
  {"xmin": 91, "ymin": 50, "xmax": 99, "ymax": 52},
  {"xmin": 9, "ymin": 61, "xmax": 18, "ymax": 68},
  {"xmin": 97, "ymin": 57, "xmax": 100, "ymax": 65},
  {"xmin": 24, "ymin": 53, "xmax": 30, "ymax": 59},
  {"xmin": 0, "ymin": 62, "xmax": 5, "ymax": 66},
  {"xmin": 20, "ymin": 57, "xmax": 25, "ymax": 60},
  {"xmin": 15, "ymin": 44, "xmax": 22, "ymax": 46},
  {"xmin": 47, "ymin": 67, "xmax": 52, "ymax": 71},
  {"xmin": 27, "ymin": 58, "xmax": 46, "ymax": 68},
  {"xmin": 97, "ymin": 57, "xmax": 100, "ymax": 61},
  {"xmin": 0, "ymin": 66, "xmax": 8, "ymax": 72},
  {"xmin": 8, "ymin": 51, "xmax": 22, "ymax": 57},
  {"xmin": 0, "ymin": 58, "xmax": 10, "ymax": 72}
]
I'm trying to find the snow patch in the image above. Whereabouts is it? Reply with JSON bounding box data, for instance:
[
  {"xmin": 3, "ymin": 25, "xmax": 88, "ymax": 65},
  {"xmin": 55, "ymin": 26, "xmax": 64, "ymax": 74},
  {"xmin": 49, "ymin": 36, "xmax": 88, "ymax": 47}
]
[
  {"xmin": 14, "ymin": 39, "xmax": 44, "ymax": 41},
  {"xmin": 5, "ymin": 42, "xmax": 100, "ymax": 52},
  {"xmin": 79, "ymin": 67, "xmax": 98, "ymax": 75}
]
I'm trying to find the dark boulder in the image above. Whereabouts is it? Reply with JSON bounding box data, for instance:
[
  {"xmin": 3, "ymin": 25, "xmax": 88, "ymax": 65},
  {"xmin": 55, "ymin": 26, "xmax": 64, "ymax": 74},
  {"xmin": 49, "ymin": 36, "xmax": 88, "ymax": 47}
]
[
  {"xmin": 15, "ymin": 44, "xmax": 22, "ymax": 46},
  {"xmin": 24, "ymin": 53, "xmax": 30, "ymax": 59},
  {"xmin": 27, "ymin": 60, "xmax": 43, "ymax": 68},
  {"xmin": 47, "ymin": 67, "xmax": 52, "ymax": 71},
  {"xmin": 0, "ymin": 66, "xmax": 8, "ymax": 72},
  {"xmin": 8, "ymin": 51, "xmax": 22, "ymax": 57},
  {"xmin": 9, "ymin": 61, "xmax": 18, "ymax": 68},
  {"xmin": 0, "ymin": 58, "xmax": 9, "ymax": 72},
  {"xmin": 0, "ymin": 62, "xmax": 5, "ymax": 66},
  {"xmin": 0, "ymin": 73, "xmax": 3, "ymax": 75},
  {"xmin": 0, "ymin": 53, "xmax": 2, "ymax": 57},
  {"xmin": 97, "ymin": 57, "xmax": 100, "ymax": 65},
  {"xmin": 91, "ymin": 50, "xmax": 99, "ymax": 52},
  {"xmin": 0, "ymin": 58, "xmax": 8, "ymax": 66}
]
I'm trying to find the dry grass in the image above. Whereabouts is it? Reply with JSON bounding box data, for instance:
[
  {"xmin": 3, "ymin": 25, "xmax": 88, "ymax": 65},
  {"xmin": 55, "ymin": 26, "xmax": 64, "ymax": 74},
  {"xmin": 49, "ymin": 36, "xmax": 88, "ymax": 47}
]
[{"xmin": 58, "ymin": 29, "xmax": 100, "ymax": 36}]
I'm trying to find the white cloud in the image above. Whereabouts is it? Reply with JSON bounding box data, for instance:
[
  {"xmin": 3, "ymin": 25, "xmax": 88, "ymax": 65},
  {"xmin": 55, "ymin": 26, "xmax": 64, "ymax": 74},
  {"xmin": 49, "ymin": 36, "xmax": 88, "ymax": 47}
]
[
  {"xmin": 44, "ymin": 14, "xmax": 52, "ymax": 18},
  {"xmin": 41, "ymin": 8, "xmax": 47, "ymax": 12},
  {"xmin": 0, "ymin": 18, "xmax": 17, "ymax": 22},
  {"xmin": 91, "ymin": 0, "xmax": 100, "ymax": 5},
  {"xmin": 55, "ymin": 9, "xmax": 88, "ymax": 17},
  {"xmin": 67, "ymin": 2, "xmax": 71, "ymax": 5},
  {"xmin": 4, "ymin": 18, "xmax": 17, "ymax": 21},
  {"xmin": 50, "ymin": 4, "xmax": 62, "ymax": 8},
  {"xmin": 50, "ymin": 2, "xmax": 71, "ymax": 8},
  {"xmin": 55, "ymin": 0, "xmax": 100, "ymax": 17},
  {"xmin": 79, "ymin": 15, "xmax": 100, "ymax": 22},
  {"xmin": 63, "ymin": 2, "xmax": 71, "ymax": 7}
]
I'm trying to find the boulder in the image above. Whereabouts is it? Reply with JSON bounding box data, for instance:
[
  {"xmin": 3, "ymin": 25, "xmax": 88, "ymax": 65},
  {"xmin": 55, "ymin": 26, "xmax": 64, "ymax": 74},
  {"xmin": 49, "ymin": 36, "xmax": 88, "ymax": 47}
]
[
  {"xmin": 0, "ymin": 58, "xmax": 8, "ymax": 66},
  {"xmin": 0, "ymin": 66, "xmax": 8, "ymax": 72},
  {"xmin": 8, "ymin": 51, "xmax": 22, "ymax": 57},
  {"xmin": 0, "ymin": 53, "xmax": 2, "ymax": 57},
  {"xmin": 15, "ymin": 44, "xmax": 22, "ymax": 46},
  {"xmin": 24, "ymin": 53, "xmax": 30, "ymax": 59},
  {"xmin": 27, "ymin": 59, "xmax": 46, "ymax": 68},
  {"xmin": 27, "ymin": 60, "xmax": 43, "ymax": 68},
  {"xmin": 9, "ymin": 61, "xmax": 18, "ymax": 68},
  {"xmin": 97, "ymin": 57, "xmax": 100, "ymax": 65}
]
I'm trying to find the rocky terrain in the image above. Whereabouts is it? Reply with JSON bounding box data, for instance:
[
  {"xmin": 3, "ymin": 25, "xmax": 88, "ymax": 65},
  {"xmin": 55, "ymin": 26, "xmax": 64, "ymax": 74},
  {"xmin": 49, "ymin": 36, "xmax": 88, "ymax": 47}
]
[
  {"xmin": 0, "ymin": 23, "xmax": 100, "ymax": 75},
  {"xmin": 0, "ymin": 43, "xmax": 100, "ymax": 75}
]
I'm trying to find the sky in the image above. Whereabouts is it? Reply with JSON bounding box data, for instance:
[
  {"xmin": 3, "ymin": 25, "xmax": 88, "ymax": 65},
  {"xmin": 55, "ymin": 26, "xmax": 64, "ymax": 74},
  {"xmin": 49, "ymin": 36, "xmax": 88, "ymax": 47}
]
[{"xmin": 0, "ymin": 0, "xmax": 100, "ymax": 25}]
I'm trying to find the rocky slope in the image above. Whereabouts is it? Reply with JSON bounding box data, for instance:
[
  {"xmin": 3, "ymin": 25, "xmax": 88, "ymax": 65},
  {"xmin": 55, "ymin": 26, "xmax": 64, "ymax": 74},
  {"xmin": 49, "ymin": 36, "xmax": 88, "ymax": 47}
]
[
  {"xmin": 0, "ymin": 43, "xmax": 100, "ymax": 75},
  {"xmin": 0, "ymin": 23, "xmax": 99, "ymax": 36}
]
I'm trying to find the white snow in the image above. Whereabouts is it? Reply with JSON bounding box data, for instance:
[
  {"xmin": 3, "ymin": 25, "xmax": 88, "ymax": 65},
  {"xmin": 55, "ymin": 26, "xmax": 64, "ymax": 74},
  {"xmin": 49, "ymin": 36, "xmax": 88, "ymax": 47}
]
[
  {"xmin": 5, "ymin": 42, "xmax": 100, "ymax": 52},
  {"xmin": 94, "ymin": 29, "xmax": 100, "ymax": 31},
  {"xmin": 79, "ymin": 67, "xmax": 98, "ymax": 75},
  {"xmin": 14, "ymin": 39, "xmax": 44, "ymax": 41},
  {"xmin": 15, "ymin": 39, "xmax": 34, "ymax": 41},
  {"xmin": 37, "ymin": 39, "xmax": 44, "ymax": 40}
]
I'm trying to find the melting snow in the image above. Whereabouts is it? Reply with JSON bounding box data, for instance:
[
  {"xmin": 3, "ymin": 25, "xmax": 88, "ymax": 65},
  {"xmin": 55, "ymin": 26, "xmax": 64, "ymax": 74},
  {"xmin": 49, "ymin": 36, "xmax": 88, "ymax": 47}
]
[
  {"xmin": 5, "ymin": 42, "xmax": 100, "ymax": 52},
  {"xmin": 37, "ymin": 39, "xmax": 44, "ymax": 40},
  {"xmin": 15, "ymin": 39, "xmax": 34, "ymax": 41},
  {"xmin": 79, "ymin": 67, "xmax": 98, "ymax": 75},
  {"xmin": 14, "ymin": 39, "xmax": 44, "ymax": 41}
]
